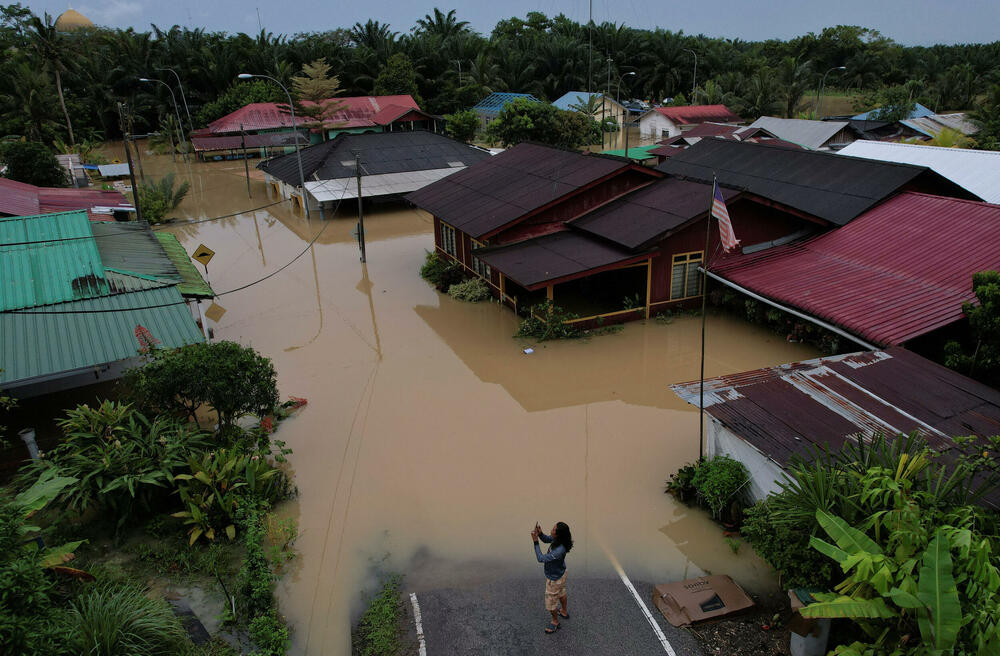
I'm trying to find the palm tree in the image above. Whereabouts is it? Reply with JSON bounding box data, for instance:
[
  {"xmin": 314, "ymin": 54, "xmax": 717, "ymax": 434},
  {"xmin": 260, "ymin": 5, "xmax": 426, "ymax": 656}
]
[
  {"xmin": 1, "ymin": 60, "xmax": 62, "ymax": 141},
  {"xmin": 27, "ymin": 13, "xmax": 74, "ymax": 144},
  {"xmin": 351, "ymin": 19, "xmax": 397, "ymax": 53},
  {"xmin": 775, "ymin": 57, "xmax": 813, "ymax": 118},
  {"xmin": 415, "ymin": 9, "xmax": 470, "ymax": 40}
]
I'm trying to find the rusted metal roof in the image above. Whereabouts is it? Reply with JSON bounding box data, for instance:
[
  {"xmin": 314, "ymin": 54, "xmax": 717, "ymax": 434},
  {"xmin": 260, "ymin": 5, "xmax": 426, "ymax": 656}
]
[
  {"xmin": 0, "ymin": 178, "xmax": 129, "ymax": 220},
  {"xmin": 670, "ymin": 348, "xmax": 1000, "ymax": 466},
  {"xmin": 0, "ymin": 178, "xmax": 41, "ymax": 216},
  {"xmin": 710, "ymin": 192, "xmax": 1000, "ymax": 346},
  {"xmin": 405, "ymin": 143, "xmax": 630, "ymax": 239},
  {"xmin": 571, "ymin": 178, "xmax": 738, "ymax": 251},
  {"xmin": 648, "ymin": 105, "xmax": 741, "ymax": 125},
  {"xmin": 191, "ymin": 132, "xmax": 309, "ymax": 152},
  {"xmin": 205, "ymin": 96, "xmax": 421, "ymax": 134},
  {"xmin": 472, "ymin": 230, "xmax": 644, "ymax": 289},
  {"xmin": 657, "ymin": 139, "xmax": 976, "ymax": 225}
]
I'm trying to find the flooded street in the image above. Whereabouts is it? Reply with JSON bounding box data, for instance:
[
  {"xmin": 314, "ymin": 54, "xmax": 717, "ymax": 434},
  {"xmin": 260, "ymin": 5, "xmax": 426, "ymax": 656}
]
[{"xmin": 108, "ymin": 144, "xmax": 819, "ymax": 655}]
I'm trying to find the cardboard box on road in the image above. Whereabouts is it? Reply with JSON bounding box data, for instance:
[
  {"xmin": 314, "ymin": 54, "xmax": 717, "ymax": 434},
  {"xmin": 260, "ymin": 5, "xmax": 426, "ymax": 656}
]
[{"xmin": 652, "ymin": 575, "xmax": 755, "ymax": 627}]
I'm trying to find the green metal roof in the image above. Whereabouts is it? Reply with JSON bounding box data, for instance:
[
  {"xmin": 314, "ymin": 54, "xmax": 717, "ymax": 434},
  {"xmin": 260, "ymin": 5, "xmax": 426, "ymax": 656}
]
[
  {"xmin": 0, "ymin": 211, "xmax": 107, "ymax": 311},
  {"xmin": 1, "ymin": 285, "xmax": 204, "ymax": 387},
  {"xmin": 93, "ymin": 221, "xmax": 183, "ymax": 285},
  {"xmin": 153, "ymin": 232, "xmax": 215, "ymax": 298},
  {"xmin": 600, "ymin": 144, "xmax": 660, "ymax": 160}
]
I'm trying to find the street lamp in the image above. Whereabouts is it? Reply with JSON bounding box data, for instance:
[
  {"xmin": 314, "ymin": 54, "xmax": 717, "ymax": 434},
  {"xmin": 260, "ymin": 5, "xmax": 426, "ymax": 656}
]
[
  {"xmin": 683, "ymin": 48, "xmax": 698, "ymax": 101},
  {"xmin": 616, "ymin": 71, "xmax": 636, "ymax": 104},
  {"xmin": 815, "ymin": 66, "xmax": 847, "ymax": 119},
  {"xmin": 238, "ymin": 73, "xmax": 310, "ymax": 220},
  {"xmin": 139, "ymin": 77, "xmax": 187, "ymax": 160},
  {"xmin": 156, "ymin": 67, "xmax": 194, "ymax": 133}
]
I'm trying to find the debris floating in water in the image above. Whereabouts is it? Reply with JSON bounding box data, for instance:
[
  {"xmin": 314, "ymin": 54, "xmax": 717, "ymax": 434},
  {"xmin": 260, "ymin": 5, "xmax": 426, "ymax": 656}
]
[{"xmin": 523, "ymin": 348, "xmax": 534, "ymax": 354}]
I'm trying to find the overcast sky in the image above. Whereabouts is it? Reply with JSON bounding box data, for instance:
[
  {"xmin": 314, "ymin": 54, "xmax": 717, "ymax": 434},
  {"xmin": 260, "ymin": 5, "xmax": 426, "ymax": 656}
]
[{"xmin": 30, "ymin": 1, "xmax": 1000, "ymax": 46}]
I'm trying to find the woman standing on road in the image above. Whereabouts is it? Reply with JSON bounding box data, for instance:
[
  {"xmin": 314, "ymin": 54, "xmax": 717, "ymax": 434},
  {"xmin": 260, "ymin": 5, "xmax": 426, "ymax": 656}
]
[{"xmin": 531, "ymin": 521, "xmax": 573, "ymax": 634}]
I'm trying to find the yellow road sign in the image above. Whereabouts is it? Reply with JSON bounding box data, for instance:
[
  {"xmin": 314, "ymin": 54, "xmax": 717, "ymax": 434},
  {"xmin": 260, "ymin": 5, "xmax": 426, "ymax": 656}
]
[
  {"xmin": 192, "ymin": 244, "xmax": 215, "ymax": 267},
  {"xmin": 204, "ymin": 302, "xmax": 226, "ymax": 323}
]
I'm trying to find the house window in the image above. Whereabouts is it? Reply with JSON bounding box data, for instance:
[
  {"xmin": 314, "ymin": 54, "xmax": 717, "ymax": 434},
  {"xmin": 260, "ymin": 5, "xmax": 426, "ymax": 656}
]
[
  {"xmin": 670, "ymin": 252, "xmax": 704, "ymax": 300},
  {"xmin": 472, "ymin": 240, "xmax": 491, "ymax": 279},
  {"xmin": 440, "ymin": 223, "xmax": 457, "ymax": 257},
  {"xmin": 661, "ymin": 129, "xmax": 671, "ymax": 138}
]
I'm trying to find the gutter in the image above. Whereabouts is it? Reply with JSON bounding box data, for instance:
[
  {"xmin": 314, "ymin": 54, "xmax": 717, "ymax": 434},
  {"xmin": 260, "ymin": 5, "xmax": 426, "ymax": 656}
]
[{"xmin": 700, "ymin": 268, "xmax": 878, "ymax": 351}]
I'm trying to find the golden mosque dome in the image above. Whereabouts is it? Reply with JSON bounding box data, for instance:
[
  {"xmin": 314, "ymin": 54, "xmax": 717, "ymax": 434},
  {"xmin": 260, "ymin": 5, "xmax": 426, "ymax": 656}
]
[{"xmin": 54, "ymin": 8, "xmax": 94, "ymax": 32}]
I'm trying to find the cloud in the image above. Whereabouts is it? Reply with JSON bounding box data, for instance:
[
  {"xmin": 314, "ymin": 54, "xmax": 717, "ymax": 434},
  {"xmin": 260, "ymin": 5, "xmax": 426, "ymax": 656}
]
[{"xmin": 78, "ymin": 0, "xmax": 146, "ymax": 26}]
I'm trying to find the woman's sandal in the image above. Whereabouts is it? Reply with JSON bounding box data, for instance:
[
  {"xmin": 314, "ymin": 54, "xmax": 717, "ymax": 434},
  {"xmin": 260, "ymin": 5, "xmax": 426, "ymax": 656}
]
[
  {"xmin": 545, "ymin": 622, "xmax": 560, "ymax": 634},
  {"xmin": 559, "ymin": 611, "xmax": 569, "ymax": 619}
]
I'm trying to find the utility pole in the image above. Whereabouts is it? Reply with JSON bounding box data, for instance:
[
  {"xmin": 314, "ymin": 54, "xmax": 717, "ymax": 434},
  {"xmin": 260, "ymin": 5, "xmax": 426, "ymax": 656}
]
[
  {"xmin": 241, "ymin": 123, "xmax": 251, "ymax": 198},
  {"xmin": 118, "ymin": 102, "xmax": 143, "ymax": 223},
  {"xmin": 354, "ymin": 151, "xmax": 366, "ymax": 263},
  {"xmin": 605, "ymin": 57, "xmax": 613, "ymax": 150},
  {"xmin": 588, "ymin": 0, "xmax": 593, "ymax": 93}
]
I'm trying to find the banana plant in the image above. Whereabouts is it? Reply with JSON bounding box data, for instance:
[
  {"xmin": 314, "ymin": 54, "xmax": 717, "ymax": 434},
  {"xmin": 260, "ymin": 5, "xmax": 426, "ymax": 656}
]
[{"xmin": 14, "ymin": 469, "xmax": 87, "ymax": 570}]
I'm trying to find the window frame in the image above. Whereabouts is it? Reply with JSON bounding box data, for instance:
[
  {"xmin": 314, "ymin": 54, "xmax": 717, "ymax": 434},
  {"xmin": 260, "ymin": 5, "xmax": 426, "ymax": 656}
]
[
  {"xmin": 440, "ymin": 222, "xmax": 457, "ymax": 257},
  {"xmin": 669, "ymin": 251, "xmax": 705, "ymax": 301},
  {"xmin": 471, "ymin": 239, "xmax": 491, "ymax": 280}
]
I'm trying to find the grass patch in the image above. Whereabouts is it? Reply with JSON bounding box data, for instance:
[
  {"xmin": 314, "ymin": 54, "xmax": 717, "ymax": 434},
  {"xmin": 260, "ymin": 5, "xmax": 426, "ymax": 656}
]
[{"xmin": 354, "ymin": 573, "xmax": 405, "ymax": 656}]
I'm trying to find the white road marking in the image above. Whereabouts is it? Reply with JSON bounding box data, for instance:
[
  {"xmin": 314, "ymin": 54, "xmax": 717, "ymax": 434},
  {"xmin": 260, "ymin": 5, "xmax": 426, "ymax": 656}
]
[
  {"xmin": 602, "ymin": 547, "xmax": 677, "ymax": 656},
  {"xmin": 409, "ymin": 592, "xmax": 427, "ymax": 656}
]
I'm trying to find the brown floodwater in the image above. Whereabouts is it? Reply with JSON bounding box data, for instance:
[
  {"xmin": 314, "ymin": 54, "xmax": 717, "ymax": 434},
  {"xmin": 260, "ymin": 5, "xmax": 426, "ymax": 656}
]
[{"xmin": 102, "ymin": 143, "xmax": 818, "ymax": 655}]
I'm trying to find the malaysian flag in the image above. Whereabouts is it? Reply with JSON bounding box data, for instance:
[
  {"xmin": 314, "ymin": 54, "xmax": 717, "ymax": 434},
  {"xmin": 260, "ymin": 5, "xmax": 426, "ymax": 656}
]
[{"xmin": 711, "ymin": 180, "xmax": 740, "ymax": 252}]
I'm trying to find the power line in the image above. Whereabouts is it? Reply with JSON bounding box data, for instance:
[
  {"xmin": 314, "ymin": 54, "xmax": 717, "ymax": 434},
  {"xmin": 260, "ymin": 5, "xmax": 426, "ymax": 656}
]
[
  {"xmin": 4, "ymin": 187, "xmax": 353, "ymax": 316},
  {"xmin": 0, "ymin": 200, "xmax": 288, "ymax": 248}
]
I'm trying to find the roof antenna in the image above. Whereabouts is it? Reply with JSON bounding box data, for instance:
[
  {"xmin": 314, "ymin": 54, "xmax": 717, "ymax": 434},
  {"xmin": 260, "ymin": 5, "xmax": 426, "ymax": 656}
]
[{"xmin": 256, "ymin": 7, "xmax": 262, "ymax": 32}]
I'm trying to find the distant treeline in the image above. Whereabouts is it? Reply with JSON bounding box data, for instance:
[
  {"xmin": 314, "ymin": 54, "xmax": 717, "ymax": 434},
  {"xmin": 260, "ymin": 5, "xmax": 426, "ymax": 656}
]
[{"xmin": 2, "ymin": 4, "xmax": 1000, "ymax": 144}]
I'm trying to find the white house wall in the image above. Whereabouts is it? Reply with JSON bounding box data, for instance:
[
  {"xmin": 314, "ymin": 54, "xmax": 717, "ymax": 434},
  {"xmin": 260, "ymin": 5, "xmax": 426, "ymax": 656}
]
[
  {"xmin": 706, "ymin": 419, "xmax": 787, "ymax": 502},
  {"xmin": 639, "ymin": 113, "xmax": 681, "ymax": 139}
]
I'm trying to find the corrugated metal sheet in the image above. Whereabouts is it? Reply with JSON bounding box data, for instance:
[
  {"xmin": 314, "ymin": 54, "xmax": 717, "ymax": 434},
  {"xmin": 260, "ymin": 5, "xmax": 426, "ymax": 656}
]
[
  {"xmin": 305, "ymin": 167, "xmax": 464, "ymax": 201},
  {"xmin": 852, "ymin": 103, "xmax": 934, "ymax": 121},
  {"xmin": 748, "ymin": 117, "xmax": 849, "ymax": 149},
  {"xmin": 472, "ymin": 93, "xmax": 539, "ymax": 113},
  {"xmin": 191, "ymin": 132, "xmax": 309, "ymax": 152},
  {"xmin": 405, "ymin": 143, "xmax": 630, "ymax": 239},
  {"xmin": 656, "ymin": 139, "xmax": 971, "ymax": 225},
  {"xmin": 571, "ymin": 178, "xmax": 736, "ymax": 250},
  {"xmin": 206, "ymin": 96, "xmax": 420, "ymax": 135},
  {"xmin": 0, "ymin": 211, "xmax": 107, "ymax": 311},
  {"xmin": 0, "ymin": 285, "xmax": 203, "ymax": 386},
  {"xmin": 838, "ymin": 141, "xmax": 1000, "ymax": 203},
  {"xmin": 649, "ymin": 105, "xmax": 741, "ymax": 125},
  {"xmin": 153, "ymin": 232, "xmax": 215, "ymax": 298},
  {"xmin": 92, "ymin": 221, "xmax": 182, "ymax": 284},
  {"xmin": 900, "ymin": 113, "xmax": 981, "ymax": 139},
  {"xmin": 600, "ymin": 144, "xmax": 660, "ymax": 160},
  {"xmin": 670, "ymin": 347, "xmax": 1000, "ymax": 466},
  {"xmin": 259, "ymin": 130, "xmax": 491, "ymax": 186},
  {"xmin": 710, "ymin": 192, "xmax": 1000, "ymax": 346},
  {"xmin": 97, "ymin": 163, "xmax": 131, "ymax": 177},
  {"xmin": 473, "ymin": 230, "xmax": 642, "ymax": 289},
  {"xmin": 0, "ymin": 177, "xmax": 42, "ymax": 216}
]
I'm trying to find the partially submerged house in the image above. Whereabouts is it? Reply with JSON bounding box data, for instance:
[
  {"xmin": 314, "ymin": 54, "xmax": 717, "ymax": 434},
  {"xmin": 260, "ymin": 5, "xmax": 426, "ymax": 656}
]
[
  {"xmin": 0, "ymin": 177, "xmax": 134, "ymax": 221},
  {"xmin": 191, "ymin": 95, "xmax": 434, "ymax": 158},
  {"xmin": 0, "ymin": 211, "xmax": 207, "ymax": 397},
  {"xmin": 258, "ymin": 130, "xmax": 492, "ymax": 212},
  {"xmin": 706, "ymin": 192, "xmax": 1000, "ymax": 348},
  {"xmin": 747, "ymin": 117, "xmax": 856, "ymax": 150},
  {"xmin": 471, "ymin": 92, "xmax": 540, "ymax": 128},
  {"xmin": 671, "ymin": 348, "xmax": 1000, "ymax": 503},
  {"xmin": 648, "ymin": 124, "xmax": 798, "ymax": 162},
  {"xmin": 552, "ymin": 91, "xmax": 628, "ymax": 129},
  {"xmin": 838, "ymin": 140, "xmax": 1000, "ymax": 203},
  {"xmin": 656, "ymin": 139, "xmax": 978, "ymax": 227},
  {"xmin": 638, "ymin": 105, "xmax": 742, "ymax": 140}
]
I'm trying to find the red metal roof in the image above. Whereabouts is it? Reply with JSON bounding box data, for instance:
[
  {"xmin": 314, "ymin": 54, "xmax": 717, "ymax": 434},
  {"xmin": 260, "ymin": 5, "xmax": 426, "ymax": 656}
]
[
  {"xmin": 670, "ymin": 347, "xmax": 1000, "ymax": 467},
  {"xmin": 711, "ymin": 192, "xmax": 1000, "ymax": 346},
  {"xmin": 370, "ymin": 104, "xmax": 432, "ymax": 125},
  {"xmin": 683, "ymin": 122, "xmax": 742, "ymax": 138},
  {"xmin": 191, "ymin": 132, "xmax": 310, "ymax": 152},
  {"xmin": 0, "ymin": 177, "xmax": 129, "ymax": 220},
  {"xmin": 206, "ymin": 96, "xmax": 421, "ymax": 134},
  {"xmin": 652, "ymin": 105, "xmax": 741, "ymax": 125}
]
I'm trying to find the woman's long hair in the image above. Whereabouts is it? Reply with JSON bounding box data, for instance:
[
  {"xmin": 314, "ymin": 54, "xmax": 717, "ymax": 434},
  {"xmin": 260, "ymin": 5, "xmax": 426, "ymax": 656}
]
[{"xmin": 552, "ymin": 522, "xmax": 573, "ymax": 553}]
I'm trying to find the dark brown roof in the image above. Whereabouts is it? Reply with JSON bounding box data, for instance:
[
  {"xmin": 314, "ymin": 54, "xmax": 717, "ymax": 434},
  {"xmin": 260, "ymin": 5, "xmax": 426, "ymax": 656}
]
[
  {"xmin": 657, "ymin": 138, "xmax": 976, "ymax": 225},
  {"xmin": 405, "ymin": 143, "xmax": 630, "ymax": 239},
  {"xmin": 472, "ymin": 230, "xmax": 643, "ymax": 289},
  {"xmin": 570, "ymin": 178, "xmax": 739, "ymax": 251},
  {"xmin": 671, "ymin": 347, "xmax": 1000, "ymax": 467}
]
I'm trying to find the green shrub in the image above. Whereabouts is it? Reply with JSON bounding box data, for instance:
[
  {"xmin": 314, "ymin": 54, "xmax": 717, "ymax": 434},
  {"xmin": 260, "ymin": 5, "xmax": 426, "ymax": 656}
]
[
  {"xmin": 419, "ymin": 251, "xmax": 464, "ymax": 292},
  {"xmin": 236, "ymin": 510, "xmax": 276, "ymax": 619},
  {"xmin": 248, "ymin": 611, "xmax": 290, "ymax": 656},
  {"xmin": 690, "ymin": 456, "xmax": 750, "ymax": 520},
  {"xmin": 356, "ymin": 574, "xmax": 404, "ymax": 656},
  {"xmin": 664, "ymin": 463, "xmax": 698, "ymax": 503},
  {"xmin": 64, "ymin": 584, "xmax": 188, "ymax": 656},
  {"xmin": 17, "ymin": 401, "xmax": 210, "ymax": 528},
  {"xmin": 741, "ymin": 501, "xmax": 833, "ymax": 588},
  {"xmin": 448, "ymin": 278, "xmax": 491, "ymax": 302},
  {"xmin": 136, "ymin": 173, "xmax": 190, "ymax": 224},
  {"xmin": 514, "ymin": 301, "xmax": 581, "ymax": 341},
  {"xmin": 0, "ymin": 141, "xmax": 67, "ymax": 187}
]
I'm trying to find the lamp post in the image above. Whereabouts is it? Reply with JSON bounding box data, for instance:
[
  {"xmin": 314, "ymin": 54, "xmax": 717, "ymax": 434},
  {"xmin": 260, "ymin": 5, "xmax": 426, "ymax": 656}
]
[
  {"xmin": 683, "ymin": 48, "xmax": 698, "ymax": 100},
  {"xmin": 156, "ymin": 67, "xmax": 194, "ymax": 133},
  {"xmin": 815, "ymin": 66, "xmax": 847, "ymax": 119},
  {"xmin": 139, "ymin": 77, "xmax": 187, "ymax": 160},
  {"xmin": 238, "ymin": 73, "xmax": 310, "ymax": 220},
  {"xmin": 616, "ymin": 71, "xmax": 636, "ymax": 105},
  {"xmin": 452, "ymin": 60, "xmax": 462, "ymax": 86}
]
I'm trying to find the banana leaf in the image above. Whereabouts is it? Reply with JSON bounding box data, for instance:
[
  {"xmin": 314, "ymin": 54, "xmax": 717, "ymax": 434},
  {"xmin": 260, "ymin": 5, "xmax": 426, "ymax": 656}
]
[
  {"xmin": 916, "ymin": 530, "xmax": 961, "ymax": 651},
  {"xmin": 40, "ymin": 540, "xmax": 86, "ymax": 568},
  {"xmin": 15, "ymin": 470, "xmax": 78, "ymax": 514},
  {"xmin": 799, "ymin": 594, "xmax": 898, "ymax": 619},
  {"xmin": 816, "ymin": 509, "xmax": 883, "ymax": 556}
]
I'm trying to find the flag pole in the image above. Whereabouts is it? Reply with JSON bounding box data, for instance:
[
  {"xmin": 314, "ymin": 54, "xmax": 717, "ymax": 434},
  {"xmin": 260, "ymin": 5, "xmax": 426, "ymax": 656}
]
[{"xmin": 698, "ymin": 175, "xmax": 716, "ymax": 462}]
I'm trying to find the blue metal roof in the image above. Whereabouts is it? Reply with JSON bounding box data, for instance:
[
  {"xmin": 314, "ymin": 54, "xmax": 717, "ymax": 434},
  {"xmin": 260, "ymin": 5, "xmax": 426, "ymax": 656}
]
[
  {"xmin": 552, "ymin": 91, "xmax": 600, "ymax": 111},
  {"xmin": 472, "ymin": 92, "xmax": 540, "ymax": 113},
  {"xmin": 852, "ymin": 102, "xmax": 934, "ymax": 121}
]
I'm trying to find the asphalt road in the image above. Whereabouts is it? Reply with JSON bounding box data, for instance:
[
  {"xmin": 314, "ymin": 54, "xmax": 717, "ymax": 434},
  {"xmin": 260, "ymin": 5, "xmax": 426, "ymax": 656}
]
[{"xmin": 404, "ymin": 577, "xmax": 704, "ymax": 656}]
